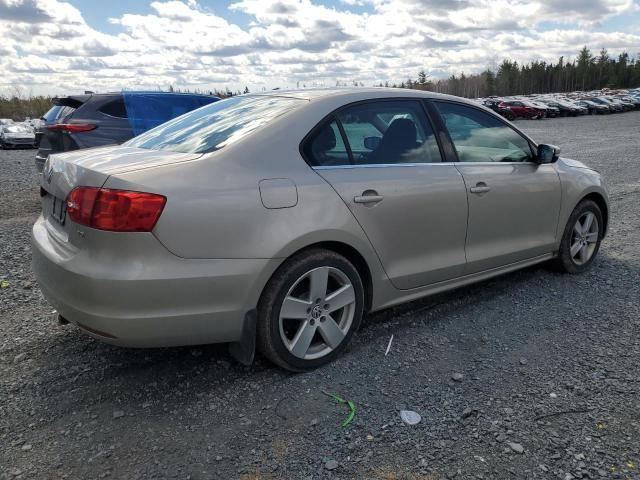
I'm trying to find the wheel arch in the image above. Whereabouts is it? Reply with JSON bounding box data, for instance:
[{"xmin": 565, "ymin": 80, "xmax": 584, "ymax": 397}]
[
  {"xmin": 263, "ymin": 240, "xmax": 374, "ymax": 314},
  {"xmin": 581, "ymin": 192, "xmax": 609, "ymax": 238}
]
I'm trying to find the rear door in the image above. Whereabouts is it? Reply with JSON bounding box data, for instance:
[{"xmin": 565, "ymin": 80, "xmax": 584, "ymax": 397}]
[
  {"xmin": 431, "ymin": 100, "xmax": 561, "ymax": 273},
  {"xmin": 306, "ymin": 99, "xmax": 469, "ymax": 289}
]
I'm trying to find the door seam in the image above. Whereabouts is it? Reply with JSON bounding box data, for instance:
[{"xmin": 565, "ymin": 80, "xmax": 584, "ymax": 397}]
[{"xmin": 454, "ymin": 163, "xmax": 470, "ymax": 265}]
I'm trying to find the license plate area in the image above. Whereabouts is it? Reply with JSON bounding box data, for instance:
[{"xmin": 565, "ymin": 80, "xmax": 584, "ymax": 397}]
[{"xmin": 50, "ymin": 196, "xmax": 67, "ymax": 225}]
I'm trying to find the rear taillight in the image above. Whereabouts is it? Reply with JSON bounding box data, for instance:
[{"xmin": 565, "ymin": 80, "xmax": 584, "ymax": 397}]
[
  {"xmin": 66, "ymin": 187, "xmax": 166, "ymax": 232},
  {"xmin": 46, "ymin": 123, "xmax": 97, "ymax": 133}
]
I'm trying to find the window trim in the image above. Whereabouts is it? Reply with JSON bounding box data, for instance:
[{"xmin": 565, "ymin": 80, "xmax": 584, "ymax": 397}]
[
  {"xmin": 299, "ymin": 97, "xmax": 447, "ymax": 169},
  {"xmin": 335, "ymin": 118, "xmax": 354, "ymax": 165},
  {"xmin": 426, "ymin": 99, "xmax": 539, "ymax": 164}
]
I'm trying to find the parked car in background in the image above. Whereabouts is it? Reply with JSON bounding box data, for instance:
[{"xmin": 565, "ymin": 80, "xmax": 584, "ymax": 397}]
[
  {"xmin": 35, "ymin": 91, "xmax": 220, "ymax": 172},
  {"xmin": 541, "ymin": 99, "xmax": 581, "ymax": 117},
  {"xmin": 575, "ymin": 99, "xmax": 609, "ymax": 115},
  {"xmin": 25, "ymin": 118, "xmax": 43, "ymax": 131},
  {"xmin": 482, "ymin": 98, "xmax": 516, "ymax": 120},
  {"xmin": 499, "ymin": 100, "xmax": 543, "ymax": 119},
  {"xmin": 607, "ymin": 96, "xmax": 630, "ymax": 111},
  {"xmin": 0, "ymin": 123, "xmax": 36, "ymax": 149},
  {"xmin": 33, "ymin": 88, "xmax": 608, "ymax": 371},
  {"xmin": 593, "ymin": 97, "xmax": 628, "ymax": 112},
  {"xmin": 617, "ymin": 95, "xmax": 640, "ymax": 108},
  {"xmin": 528, "ymin": 100, "xmax": 558, "ymax": 118},
  {"xmin": 589, "ymin": 97, "xmax": 620, "ymax": 112}
]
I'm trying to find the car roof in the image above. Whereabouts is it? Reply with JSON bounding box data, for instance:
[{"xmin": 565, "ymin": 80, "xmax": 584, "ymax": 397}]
[{"xmin": 249, "ymin": 87, "xmax": 471, "ymax": 104}]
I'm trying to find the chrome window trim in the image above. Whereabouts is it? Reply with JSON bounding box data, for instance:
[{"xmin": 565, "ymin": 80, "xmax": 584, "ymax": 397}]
[{"xmin": 312, "ymin": 161, "xmax": 538, "ymax": 170}]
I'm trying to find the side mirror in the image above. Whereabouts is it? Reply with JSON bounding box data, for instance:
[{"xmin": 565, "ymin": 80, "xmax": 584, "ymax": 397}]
[
  {"xmin": 363, "ymin": 136, "xmax": 381, "ymax": 150},
  {"xmin": 537, "ymin": 144, "xmax": 560, "ymax": 164}
]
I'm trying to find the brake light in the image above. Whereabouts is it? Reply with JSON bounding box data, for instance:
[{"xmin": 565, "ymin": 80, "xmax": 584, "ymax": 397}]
[
  {"xmin": 47, "ymin": 123, "xmax": 97, "ymax": 133},
  {"xmin": 66, "ymin": 187, "xmax": 166, "ymax": 232}
]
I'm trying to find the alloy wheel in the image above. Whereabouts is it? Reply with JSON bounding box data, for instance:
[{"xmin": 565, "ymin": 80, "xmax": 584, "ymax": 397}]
[
  {"xmin": 278, "ymin": 266, "xmax": 356, "ymax": 360},
  {"xmin": 570, "ymin": 212, "xmax": 599, "ymax": 265}
]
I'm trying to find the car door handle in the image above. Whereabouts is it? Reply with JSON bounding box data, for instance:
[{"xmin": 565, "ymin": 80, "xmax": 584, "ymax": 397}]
[
  {"xmin": 470, "ymin": 183, "xmax": 491, "ymax": 194},
  {"xmin": 354, "ymin": 192, "xmax": 384, "ymax": 204}
]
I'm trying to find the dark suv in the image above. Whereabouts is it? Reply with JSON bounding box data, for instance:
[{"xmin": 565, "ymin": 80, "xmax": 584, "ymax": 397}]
[{"xmin": 35, "ymin": 91, "xmax": 219, "ymax": 172}]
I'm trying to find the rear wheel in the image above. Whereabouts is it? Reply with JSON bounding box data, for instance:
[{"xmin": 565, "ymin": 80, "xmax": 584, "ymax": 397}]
[
  {"xmin": 257, "ymin": 249, "xmax": 364, "ymax": 371},
  {"xmin": 553, "ymin": 200, "xmax": 603, "ymax": 274}
]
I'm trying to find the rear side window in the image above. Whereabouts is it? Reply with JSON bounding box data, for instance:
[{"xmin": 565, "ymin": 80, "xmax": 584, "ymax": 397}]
[
  {"xmin": 99, "ymin": 99, "xmax": 127, "ymax": 118},
  {"xmin": 305, "ymin": 100, "xmax": 441, "ymax": 167},
  {"xmin": 125, "ymin": 95, "xmax": 305, "ymax": 153},
  {"xmin": 303, "ymin": 121, "xmax": 349, "ymax": 167},
  {"xmin": 434, "ymin": 101, "xmax": 533, "ymax": 163}
]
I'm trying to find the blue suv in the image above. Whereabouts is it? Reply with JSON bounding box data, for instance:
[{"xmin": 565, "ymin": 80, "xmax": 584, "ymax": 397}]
[{"xmin": 35, "ymin": 91, "xmax": 219, "ymax": 172}]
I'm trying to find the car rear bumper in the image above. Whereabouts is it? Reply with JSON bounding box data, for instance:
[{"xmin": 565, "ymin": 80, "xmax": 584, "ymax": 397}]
[{"xmin": 31, "ymin": 214, "xmax": 279, "ymax": 348}]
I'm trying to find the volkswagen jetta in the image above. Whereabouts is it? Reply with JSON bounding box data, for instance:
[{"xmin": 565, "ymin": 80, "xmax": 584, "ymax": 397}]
[{"xmin": 32, "ymin": 89, "xmax": 608, "ymax": 371}]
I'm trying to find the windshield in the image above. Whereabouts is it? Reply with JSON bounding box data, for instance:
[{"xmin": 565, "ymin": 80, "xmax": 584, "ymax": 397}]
[
  {"xmin": 4, "ymin": 125, "xmax": 31, "ymax": 133},
  {"xmin": 125, "ymin": 95, "xmax": 306, "ymax": 154}
]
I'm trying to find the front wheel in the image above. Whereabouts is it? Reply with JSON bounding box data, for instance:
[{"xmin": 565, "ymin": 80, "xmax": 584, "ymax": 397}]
[
  {"xmin": 553, "ymin": 200, "xmax": 603, "ymax": 273},
  {"xmin": 257, "ymin": 249, "xmax": 365, "ymax": 371}
]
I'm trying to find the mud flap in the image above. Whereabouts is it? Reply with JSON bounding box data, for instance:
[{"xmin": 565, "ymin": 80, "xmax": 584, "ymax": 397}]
[{"xmin": 228, "ymin": 309, "xmax": 256, "ymax": 366}]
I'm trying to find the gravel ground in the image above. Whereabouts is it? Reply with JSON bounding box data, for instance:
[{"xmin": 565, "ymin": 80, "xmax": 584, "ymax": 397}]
[{"xmin": 1, "ymin": 113, "xmax": 639, "ymax": 480}]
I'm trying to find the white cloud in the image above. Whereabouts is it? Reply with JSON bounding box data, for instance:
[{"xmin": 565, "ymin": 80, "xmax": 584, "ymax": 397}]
[{"xmin": 0, "ymin": 0, "xmax": 639, "ymax": 95}]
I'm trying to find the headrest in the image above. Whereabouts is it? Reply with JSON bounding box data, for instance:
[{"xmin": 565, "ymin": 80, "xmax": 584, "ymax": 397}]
[
  {"xmin": 384, "ymin": 118, "xmax": 416, "ymax": 144},
  {"xmin": 313, "ymin": 124, "xmax": 336, "ymax": 152}
]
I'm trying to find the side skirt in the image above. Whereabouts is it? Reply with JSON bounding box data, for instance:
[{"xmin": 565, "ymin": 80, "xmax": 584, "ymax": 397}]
[{"xmin": 374, "ymin": 253, "xmax": 555, "ymax": 312}]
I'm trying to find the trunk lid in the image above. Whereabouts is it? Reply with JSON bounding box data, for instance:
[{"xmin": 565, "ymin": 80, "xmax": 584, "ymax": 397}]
[
  {"xmin": 40, "ymin": 145, "xmax": 201, "ymax": 245},
  {"xmin": 42, "ymin": 145, "xmax": 202, "ymax": 199}
]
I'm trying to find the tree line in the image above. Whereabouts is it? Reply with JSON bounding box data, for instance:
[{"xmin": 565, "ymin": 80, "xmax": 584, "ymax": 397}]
[
  {"xmin": 381, "ymin": 47, "xmax": 640, "ymax": 98},
  {"xmin": 0, "ymin": 93, "xmax": 52, "ymax": 121}
]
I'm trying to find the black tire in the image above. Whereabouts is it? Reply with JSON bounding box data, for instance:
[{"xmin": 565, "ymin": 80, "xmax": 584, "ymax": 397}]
[
  {"xmin": 553, "ymin": 199, "xmax": 603, "ymax": 274},
  {"xmin": 504, "ymin": 112, "xmax": 516, "ymax": 121},
  {"xmin": 257, "ymin": 249, "xmax": 365, "ymax": 371}
]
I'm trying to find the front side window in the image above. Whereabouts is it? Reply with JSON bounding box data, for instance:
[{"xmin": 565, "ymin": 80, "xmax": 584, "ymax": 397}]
[
  {"xmin": 304, "ymin": 100, "xmax": 441, "ymax": 167},
  {"xmin": 126, "ymin": 95, "xmax": 305, "ymax": 154},
  {"xmin": 434, "ymin": 102, "xmax": 533, "ymax": 163}
]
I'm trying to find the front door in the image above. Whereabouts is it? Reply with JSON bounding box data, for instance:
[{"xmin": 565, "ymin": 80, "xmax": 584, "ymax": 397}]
[{"xmin": 432, "ymin": 100, "xmax": 561, "ymax": 273}]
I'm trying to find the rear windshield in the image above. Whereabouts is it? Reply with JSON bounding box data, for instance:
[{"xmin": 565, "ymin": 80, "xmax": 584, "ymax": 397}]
[
  {"xmin": 42, "ymin": 106, "xmax": 62, "ymax": 122},
  {"xmin": 43, "ymin": 105, "xmax": 75, "ymax": 123},
  {"xmin": 125, "ymin": 95, "xmax": 305, "ymax": 154}
]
